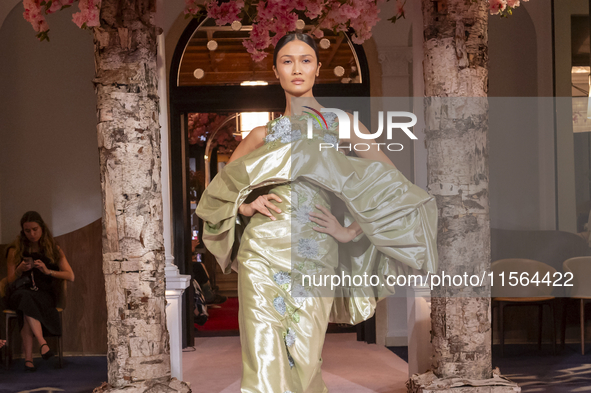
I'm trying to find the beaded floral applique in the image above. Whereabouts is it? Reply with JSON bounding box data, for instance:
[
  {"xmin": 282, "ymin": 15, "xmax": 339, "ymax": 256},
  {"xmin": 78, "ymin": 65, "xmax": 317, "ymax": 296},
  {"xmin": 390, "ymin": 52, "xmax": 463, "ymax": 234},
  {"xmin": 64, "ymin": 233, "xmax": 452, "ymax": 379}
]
[
  {"xmin": 264, "ymin": 112, "xmax": 340, "ymax": 151},
  {"xmin": 272, "ymin": 270, "xmax": 304, "ymax": 369},
  {"xmin": 264, "ymin": 116, "xmax": 302, "ymax": 150}
]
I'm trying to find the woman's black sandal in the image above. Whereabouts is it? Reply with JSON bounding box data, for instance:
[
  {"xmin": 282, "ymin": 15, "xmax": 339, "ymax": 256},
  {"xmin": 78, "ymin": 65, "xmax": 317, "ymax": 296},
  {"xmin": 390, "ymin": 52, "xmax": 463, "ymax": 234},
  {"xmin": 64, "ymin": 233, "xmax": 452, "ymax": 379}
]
[
  {"xmin": 40, "ymin": 343, "xmax": 55, "ymax": 360},
  {"xmin": 24, "ymin": 360, "xmax": 36, "ymax": 372}
]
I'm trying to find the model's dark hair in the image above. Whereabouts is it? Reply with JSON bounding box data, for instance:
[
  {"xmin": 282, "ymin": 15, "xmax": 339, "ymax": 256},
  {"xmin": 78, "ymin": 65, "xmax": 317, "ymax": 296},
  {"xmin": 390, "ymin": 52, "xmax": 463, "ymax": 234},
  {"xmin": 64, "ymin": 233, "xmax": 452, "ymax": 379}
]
[{"xmin": 273, "ymin": 33, "xmax": 319, "ymax": 67}]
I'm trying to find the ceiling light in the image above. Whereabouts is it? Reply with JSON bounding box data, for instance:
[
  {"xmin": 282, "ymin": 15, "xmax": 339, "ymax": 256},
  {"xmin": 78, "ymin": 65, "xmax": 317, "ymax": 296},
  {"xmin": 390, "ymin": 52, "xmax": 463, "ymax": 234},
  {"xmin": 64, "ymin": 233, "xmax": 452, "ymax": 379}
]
[
  {"xmin": 333, "ymin": 66, "xmax": 345, "ymax": 77},
  {"xmin": 207, "ymin": 40, "xmax": 218, "ymax": 51},
  {"xmin": 193, "ymin": 68, "xmax": 205, "ymax": 79},
  {"xmin": 231, "ymin": 21, "xmax": 242, "ymax": 31},
  {"xmin": 240, "ymin": 81, "xmax": 269, "ymax": 86}
]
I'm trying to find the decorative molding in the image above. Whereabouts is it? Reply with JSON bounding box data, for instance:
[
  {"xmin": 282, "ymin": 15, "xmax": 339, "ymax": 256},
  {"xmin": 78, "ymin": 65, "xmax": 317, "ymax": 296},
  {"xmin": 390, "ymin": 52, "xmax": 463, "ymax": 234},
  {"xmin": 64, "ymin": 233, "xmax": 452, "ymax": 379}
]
[{"xmin": 377, "ymin": 46, "xmax": 413, "ymax": 77}]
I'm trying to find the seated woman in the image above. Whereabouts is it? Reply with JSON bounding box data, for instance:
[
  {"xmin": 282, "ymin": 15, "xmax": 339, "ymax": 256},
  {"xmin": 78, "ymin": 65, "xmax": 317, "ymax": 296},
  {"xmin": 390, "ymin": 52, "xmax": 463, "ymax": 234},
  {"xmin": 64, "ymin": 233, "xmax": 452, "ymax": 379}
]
[{"xmin": 5, "ymin": 211, "xmax": 74, "ymax": 371}]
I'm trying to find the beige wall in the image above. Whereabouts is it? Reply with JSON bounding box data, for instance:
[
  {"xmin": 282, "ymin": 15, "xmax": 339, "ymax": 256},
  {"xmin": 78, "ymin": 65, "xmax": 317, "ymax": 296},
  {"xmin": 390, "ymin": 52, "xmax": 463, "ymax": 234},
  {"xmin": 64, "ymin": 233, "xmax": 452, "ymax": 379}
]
[
  {"xmin": 555, "ymin": 0, "xmax": 585, "ymax": 233},
  {"xmin": 0, "ymin": 4, "xmax": 101, "ymax": 242}
]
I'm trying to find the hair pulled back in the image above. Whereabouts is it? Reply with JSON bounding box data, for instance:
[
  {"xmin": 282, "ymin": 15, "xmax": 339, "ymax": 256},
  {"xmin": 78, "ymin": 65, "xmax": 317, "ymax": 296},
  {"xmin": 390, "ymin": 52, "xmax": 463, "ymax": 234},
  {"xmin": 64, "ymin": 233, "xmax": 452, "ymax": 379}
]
[{"xmin": 273, "ymin": 33, "xmax": 319, "ymax": 67}]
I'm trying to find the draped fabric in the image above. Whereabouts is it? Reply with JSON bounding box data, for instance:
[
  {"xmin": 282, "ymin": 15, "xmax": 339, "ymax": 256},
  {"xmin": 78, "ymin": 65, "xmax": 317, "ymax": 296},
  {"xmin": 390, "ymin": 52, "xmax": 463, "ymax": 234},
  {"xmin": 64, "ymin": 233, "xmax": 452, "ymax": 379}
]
[{"xmin": 195, "ymin": 113, "xmax": 438, "ymax": 393}]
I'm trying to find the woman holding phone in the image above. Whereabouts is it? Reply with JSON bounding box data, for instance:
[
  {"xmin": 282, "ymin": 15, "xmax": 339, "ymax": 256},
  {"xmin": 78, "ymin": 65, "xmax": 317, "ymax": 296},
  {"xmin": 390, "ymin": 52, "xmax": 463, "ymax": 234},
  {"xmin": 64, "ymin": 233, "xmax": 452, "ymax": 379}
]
[{"xmin": 5, "ymin": 211, "xmax": 75, "ymax": 371}]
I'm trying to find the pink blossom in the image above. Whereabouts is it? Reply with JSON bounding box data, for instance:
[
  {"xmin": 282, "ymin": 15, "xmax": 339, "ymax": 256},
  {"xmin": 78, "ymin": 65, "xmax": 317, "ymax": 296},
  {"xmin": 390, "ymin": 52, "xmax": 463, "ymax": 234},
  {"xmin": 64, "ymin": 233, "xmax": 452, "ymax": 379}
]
[
  {"xmin": 47, "ymin": 1, "xmax": 62, "ymax": 14},
  {"xmin": 489, "ymin": 0, "xmax": 507, "ymax": 15},
  {"xmin": 184, "ymin": 0, "xmax": 201, "ymax": 15},
  {"xmin": 311, "ymin": 28, "xmax": 324, "ymax": 38},
  {"xmin": 294, "ymin": 0, "xmax": 307, "ymax": 11},
  {"xmin": 250, "ymin": 23, "xmax": 271, "ymax": 50},
  {"xmin": 72, "ymin": 0, "xmax": 101, "ymax": 28},
  {"xmin": 506, "ymin": 0, "xmax": 520, "ymax": 7},
  {"xmin": 22, "ymin": 0, "xmax": 48, "ymax": 33},
  {"xmin": 275, "ymin": 11, "xmax": 297, "ymax": 33},
  {"xmin": 304, "ymin": 0, "xmax": 324, "ymax": 20},
  {"xmin": 72, "ymin": 11, "xmax": 87, "ymax": 28},
  {"xmin": 208, "ymin": 0, "xmax": 241, "ymax": 26},
  {"xmin": 243, "ymin": 39, "xmax": 268, "ymax": 62}
]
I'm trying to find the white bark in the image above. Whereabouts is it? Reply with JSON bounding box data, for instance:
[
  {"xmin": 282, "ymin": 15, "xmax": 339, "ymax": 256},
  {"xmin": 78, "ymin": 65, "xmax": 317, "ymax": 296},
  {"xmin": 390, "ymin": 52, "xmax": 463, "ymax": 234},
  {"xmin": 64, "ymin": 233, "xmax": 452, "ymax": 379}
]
[
  {"xmin": 92, "ymin": 0, "xmax": 190, "ymax": 390},
  {"xmin": 421, "ymin": 0, "xmax": 492, "ymax": 380}
]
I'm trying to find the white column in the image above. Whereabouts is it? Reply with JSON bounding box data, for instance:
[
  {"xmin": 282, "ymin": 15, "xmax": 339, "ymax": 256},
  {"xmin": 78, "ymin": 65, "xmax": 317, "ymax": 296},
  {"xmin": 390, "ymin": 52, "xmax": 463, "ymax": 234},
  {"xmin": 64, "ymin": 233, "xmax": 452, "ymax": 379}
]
[
  {"xmin": 406, "ymin": 276, "xmax": 432, "ymax": 377},
  {"xmin": 156, "ymin": 12, "xmax": 191, "ymax": 380}
]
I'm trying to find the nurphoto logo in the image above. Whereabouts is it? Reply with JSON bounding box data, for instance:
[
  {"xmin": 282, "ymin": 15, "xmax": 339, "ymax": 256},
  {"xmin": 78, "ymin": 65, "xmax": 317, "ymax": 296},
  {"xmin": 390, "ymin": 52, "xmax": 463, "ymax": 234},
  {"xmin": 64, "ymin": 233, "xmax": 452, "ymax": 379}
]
[{"xmin": 303, "ymin": 107, "xmax": 418, "ymax": 152}]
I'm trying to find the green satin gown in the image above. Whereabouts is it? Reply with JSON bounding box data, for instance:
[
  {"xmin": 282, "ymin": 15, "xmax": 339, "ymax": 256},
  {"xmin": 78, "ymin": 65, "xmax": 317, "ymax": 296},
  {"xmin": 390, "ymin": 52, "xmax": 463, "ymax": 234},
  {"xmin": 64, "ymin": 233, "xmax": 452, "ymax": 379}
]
[{"xmin": 195, "ymin": 112, "xmax": 438, "ymax": 393}]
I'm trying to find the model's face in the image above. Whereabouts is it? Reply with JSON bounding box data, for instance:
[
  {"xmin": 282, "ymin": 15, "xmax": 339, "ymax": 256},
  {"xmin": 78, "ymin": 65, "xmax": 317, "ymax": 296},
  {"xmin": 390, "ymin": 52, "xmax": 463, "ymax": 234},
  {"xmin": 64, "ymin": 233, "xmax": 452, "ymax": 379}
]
[
  {"xmin": 273, "ymin": 39, "xmax": 321, "ymax": 95},
  {"xmin": 23, "ymin": 222, "xmax": 42, "ymax": 243}
]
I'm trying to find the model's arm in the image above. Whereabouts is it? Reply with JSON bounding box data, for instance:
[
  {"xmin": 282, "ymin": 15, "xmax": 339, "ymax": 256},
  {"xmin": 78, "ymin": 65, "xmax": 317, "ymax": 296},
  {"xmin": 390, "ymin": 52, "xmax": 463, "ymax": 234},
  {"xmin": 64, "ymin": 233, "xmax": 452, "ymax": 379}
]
[
  {"xmin": 225, "ymin": 125, "xmax": 282, "ymax": 220},
  {"xmin": 309, "ymin": 204, "xmax": 363, "ymax": 243},
  {"xmin": 227, "ymin": 126, "xmax": 266, "ymax": 164},
  {"xmin": 342, "ymin": 112, "xmax": 397, "ymax": 169},
  {"xmin": 313, "ymin": 113, "xmax": 399, "ymax": 242}
]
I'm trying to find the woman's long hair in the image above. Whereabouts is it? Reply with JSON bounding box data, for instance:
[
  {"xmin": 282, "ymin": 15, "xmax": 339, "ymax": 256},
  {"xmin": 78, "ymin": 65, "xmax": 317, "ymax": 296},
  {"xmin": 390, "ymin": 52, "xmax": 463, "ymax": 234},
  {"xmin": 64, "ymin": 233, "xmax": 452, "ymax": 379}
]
[{"xmin": 10, "ymin": 211, "xmax": 61, "ymax": 267}]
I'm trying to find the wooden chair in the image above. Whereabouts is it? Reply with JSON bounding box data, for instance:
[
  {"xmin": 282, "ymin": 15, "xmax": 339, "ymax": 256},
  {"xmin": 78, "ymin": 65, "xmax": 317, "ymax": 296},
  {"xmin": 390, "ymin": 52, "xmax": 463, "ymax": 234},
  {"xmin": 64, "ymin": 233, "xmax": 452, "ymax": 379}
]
[
  {"xmin": 562, "ymin": 256, "xmax": 591, "ymax": 354},
  {"xmin": 2, "ymin": 277, "xmax": 66, "ymax": 368},
  {"xmin": 491, "ymin": 258, "xmax": 557, "ymax": 357}
]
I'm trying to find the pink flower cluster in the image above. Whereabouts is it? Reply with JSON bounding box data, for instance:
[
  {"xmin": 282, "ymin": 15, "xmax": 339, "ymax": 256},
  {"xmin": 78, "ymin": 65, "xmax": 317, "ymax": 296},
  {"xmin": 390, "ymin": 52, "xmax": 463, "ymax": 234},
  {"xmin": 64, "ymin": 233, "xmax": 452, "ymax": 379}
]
[
  {"xmin": 22, "ymin": 0, "xmax": 100, "ymax": 40},
  {"xmin": 23, "ymin": 0, "xmax": 74, "ymax": 33},
  {"xmin": 187, "ymin": 112, "xmax": 239, "ymax": 153},
  {"xmin": 207, "ymin": 0, "xmax": 244, "ymax": 26},
  {"xmin": 184, "ymin": 0, "xmax": 202, "ymax": 16},
  {"xmin": 487, "ymin": 0, "xmax": 529, "ymax": 15},
  {"xmin": 185, "ymin": 0, "xmax": 387, "ymax": 62},
  {"xmin": 72, "ymin": 0, "xmax": 101, "ymax": 28}
]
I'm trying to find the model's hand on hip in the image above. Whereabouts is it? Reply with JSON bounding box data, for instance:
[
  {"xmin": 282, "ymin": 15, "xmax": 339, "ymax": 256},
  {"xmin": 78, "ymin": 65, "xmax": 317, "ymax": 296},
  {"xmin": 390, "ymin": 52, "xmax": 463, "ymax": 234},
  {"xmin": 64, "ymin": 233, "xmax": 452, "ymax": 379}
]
[
  {"xmin": 239, "ymin": 194, "xmax": 282, "ymax": 220},
  {"xmin": 309, "ymin": 204, "xmax": 356, "ymax": 243}
]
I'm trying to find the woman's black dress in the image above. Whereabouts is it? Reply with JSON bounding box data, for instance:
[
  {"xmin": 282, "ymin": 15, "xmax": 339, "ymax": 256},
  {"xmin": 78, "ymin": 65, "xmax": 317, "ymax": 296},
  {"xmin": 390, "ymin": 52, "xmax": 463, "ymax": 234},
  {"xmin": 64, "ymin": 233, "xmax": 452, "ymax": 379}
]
[{"xmin": 7, "ymin": 250, "xmax": 61, "ymax": 336}]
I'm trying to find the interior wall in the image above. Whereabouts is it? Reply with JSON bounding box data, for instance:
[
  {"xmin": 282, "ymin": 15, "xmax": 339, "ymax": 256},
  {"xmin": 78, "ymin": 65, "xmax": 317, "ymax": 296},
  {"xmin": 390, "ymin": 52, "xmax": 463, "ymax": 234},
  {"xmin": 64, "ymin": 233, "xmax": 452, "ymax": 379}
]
[
  {"xmin": 554, "ymin": 0, "xmax": 584, "ymax": 233},
  {"xmin": 0, "ymin": 4, "xmax": 101, "ymax": 242},
  {"xmin": 488, "ymin": 1, "xmax": 556, "ymax": 231}
]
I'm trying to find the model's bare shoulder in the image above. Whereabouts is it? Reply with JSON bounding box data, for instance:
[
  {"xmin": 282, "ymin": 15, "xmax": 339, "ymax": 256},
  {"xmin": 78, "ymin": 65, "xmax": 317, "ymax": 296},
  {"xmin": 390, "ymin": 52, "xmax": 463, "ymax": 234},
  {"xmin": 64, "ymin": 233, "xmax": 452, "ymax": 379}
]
[
  {"xmin": 248, "ymin": 125, "xmax": 268, "ymax": 144},
  {"xmin": 228, "ymin": 125, "xmax": 268, "ymax": 163}
]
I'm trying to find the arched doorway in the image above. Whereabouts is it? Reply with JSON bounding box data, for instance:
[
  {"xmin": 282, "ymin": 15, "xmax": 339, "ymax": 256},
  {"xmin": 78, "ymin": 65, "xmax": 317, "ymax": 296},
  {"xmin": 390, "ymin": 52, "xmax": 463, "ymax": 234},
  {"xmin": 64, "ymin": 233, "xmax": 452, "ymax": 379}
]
[{"xmin": 169, "ymin": 16, "xmax": 372, "ymax": 345}]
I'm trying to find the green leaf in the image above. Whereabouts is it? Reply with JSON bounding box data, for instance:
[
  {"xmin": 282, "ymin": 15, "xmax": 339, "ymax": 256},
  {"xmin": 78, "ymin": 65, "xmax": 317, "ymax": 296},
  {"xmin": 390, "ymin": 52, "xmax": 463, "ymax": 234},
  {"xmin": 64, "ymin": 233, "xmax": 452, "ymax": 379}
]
[{"xmin": 292, "ymin": 312, "xmax": 300, "ymax": 323}]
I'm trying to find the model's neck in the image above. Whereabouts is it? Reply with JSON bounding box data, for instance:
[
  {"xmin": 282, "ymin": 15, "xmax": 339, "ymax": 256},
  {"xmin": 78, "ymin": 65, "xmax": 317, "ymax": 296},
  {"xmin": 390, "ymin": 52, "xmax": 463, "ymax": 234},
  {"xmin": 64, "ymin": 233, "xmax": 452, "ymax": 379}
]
[{"xmin": 283, "ymin": 91, "xmax": 321, "ymax": 117}]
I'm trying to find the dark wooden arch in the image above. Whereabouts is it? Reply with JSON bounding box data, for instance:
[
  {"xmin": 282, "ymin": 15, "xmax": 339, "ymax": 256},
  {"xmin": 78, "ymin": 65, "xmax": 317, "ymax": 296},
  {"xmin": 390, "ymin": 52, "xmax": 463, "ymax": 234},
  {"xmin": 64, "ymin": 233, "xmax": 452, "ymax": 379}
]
[{"xmin": 169, "ymin": 17, "xmax": 372, "ymax": 346}]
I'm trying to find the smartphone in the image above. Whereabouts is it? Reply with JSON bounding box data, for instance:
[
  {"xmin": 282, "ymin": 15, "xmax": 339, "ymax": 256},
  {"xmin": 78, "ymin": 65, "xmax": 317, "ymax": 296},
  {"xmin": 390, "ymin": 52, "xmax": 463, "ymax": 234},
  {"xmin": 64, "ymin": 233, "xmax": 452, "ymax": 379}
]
[{"xmin": 23, "ymin": 256, "xmax": 34, "ymax": 268}]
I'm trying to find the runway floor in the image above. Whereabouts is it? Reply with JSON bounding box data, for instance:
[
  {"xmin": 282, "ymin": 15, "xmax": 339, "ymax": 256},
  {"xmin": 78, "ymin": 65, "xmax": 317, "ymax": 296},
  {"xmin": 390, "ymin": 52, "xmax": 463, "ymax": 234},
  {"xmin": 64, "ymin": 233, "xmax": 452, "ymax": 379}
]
[{"xmin": 182, "ymin": 332, "xmax": 409, "ymax": 393}]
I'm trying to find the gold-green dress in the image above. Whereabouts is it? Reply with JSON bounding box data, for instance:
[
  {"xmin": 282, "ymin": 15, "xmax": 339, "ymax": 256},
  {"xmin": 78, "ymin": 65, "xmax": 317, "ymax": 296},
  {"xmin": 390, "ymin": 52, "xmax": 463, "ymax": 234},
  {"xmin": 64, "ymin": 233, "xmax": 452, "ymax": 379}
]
[{"xmin": 195, "ymin": 113, "xmax": 438, "ymax": 393}]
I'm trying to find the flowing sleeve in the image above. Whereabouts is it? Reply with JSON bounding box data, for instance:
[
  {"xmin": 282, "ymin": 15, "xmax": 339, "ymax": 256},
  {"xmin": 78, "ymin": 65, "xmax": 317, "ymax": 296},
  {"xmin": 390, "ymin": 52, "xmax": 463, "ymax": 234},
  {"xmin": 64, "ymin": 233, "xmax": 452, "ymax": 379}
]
[
  {"xmin": 195, "ymin": 138, "xmax": 438, "ymax": 323},
  {"xmin": 295, "ymin": 148, "xmax": 438, "ymax": 325},
  {"xmin": 195, "ymin": 143, "xmax": 294, "ymax": 274}
]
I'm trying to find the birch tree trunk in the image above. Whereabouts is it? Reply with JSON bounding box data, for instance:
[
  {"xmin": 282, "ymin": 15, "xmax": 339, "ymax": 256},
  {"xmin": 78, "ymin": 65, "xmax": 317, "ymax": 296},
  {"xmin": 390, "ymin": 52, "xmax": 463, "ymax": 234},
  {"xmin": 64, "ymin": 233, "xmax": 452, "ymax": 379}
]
[
  {"xmin": 92, "ymin": 0, "xmax": 189, "ymax": 391},
  {"xmin": 422, "ymin": 0, "xmax": 492, "ymax": 380}
]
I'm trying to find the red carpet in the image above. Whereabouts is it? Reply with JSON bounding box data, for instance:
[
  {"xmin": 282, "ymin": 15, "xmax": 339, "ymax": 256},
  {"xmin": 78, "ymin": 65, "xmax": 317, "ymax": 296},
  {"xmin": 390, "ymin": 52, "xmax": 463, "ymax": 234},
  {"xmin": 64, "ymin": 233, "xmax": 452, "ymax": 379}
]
[{"xmin": 195, "ymin": 296, "xmax": 240, "ymax": 331}]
